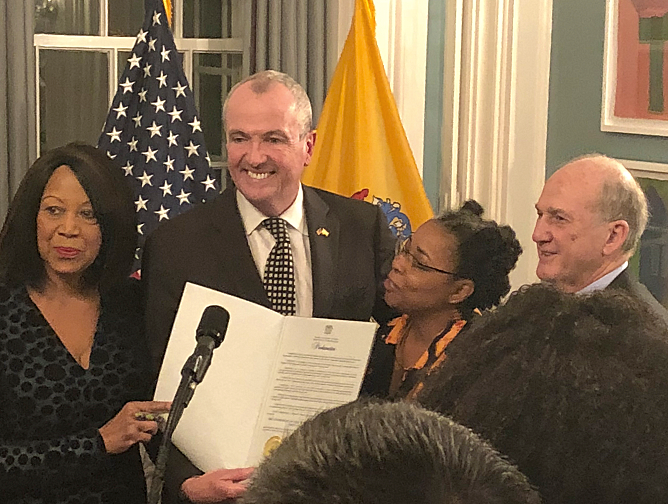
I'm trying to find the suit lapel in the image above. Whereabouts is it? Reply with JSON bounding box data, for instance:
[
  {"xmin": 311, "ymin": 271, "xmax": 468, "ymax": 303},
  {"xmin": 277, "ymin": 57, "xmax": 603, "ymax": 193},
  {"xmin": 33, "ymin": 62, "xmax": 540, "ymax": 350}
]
[
  {"xmin": 208, "ymin": 187, "xmax": 270, "ymax": 307},
  {"xmin": 304, "ymin": 187, "xmax": 339, "ymax": 317}
]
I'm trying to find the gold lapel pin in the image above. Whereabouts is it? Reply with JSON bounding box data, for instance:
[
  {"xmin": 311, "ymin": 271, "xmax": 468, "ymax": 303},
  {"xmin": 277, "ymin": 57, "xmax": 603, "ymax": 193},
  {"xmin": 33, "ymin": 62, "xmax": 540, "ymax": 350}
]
[{"xmin": 316, "ymin": 227, "xmax": 330, "ymax": 237}]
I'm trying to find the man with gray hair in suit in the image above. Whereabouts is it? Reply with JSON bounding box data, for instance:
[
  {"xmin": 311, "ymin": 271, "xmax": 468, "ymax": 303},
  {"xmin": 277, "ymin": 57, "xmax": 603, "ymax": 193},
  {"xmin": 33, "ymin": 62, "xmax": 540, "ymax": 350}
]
[
  {"xmin": 143, "ymin": 69, "xmax": 396, "ymax": 503},
  {"xmin": 532, "ymin": 154, "xmax": 668, "ymax": 323}
]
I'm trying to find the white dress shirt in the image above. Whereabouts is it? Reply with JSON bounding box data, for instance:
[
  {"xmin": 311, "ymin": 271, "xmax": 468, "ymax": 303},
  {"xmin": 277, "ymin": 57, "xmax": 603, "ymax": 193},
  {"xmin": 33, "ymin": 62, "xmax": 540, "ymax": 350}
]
[{"xmin": 236, "ymin": 186, "xmax": 313, "ymax": 317}]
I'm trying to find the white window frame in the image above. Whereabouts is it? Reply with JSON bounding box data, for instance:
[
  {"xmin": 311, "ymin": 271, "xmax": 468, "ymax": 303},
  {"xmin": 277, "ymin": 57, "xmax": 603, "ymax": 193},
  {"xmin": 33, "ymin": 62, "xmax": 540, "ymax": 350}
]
[{"xmin": 33, "ymin": 0, "xmax": 244, "ymax": 169}]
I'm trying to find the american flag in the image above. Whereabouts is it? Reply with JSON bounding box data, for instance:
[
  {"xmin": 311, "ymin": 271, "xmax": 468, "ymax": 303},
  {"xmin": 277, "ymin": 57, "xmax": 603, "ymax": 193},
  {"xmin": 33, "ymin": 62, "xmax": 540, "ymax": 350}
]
[{"xmin": 98, "ymin": 0, "xmax": 219, "ymax": 273}]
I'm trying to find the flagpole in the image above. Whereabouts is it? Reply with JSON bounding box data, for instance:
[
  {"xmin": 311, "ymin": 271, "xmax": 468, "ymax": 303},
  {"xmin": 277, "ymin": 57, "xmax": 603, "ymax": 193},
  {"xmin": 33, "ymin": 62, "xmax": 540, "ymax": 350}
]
[{"xmin": 163, "ymin": 0, "xmax": 172, "ymax": 27}]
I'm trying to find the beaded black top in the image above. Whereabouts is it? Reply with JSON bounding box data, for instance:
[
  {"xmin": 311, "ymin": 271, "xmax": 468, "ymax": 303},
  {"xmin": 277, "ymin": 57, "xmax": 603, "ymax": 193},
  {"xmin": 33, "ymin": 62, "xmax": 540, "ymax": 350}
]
[{"xmin": 0, "ymin": 282, "xmax": 150, "ymax": 503}]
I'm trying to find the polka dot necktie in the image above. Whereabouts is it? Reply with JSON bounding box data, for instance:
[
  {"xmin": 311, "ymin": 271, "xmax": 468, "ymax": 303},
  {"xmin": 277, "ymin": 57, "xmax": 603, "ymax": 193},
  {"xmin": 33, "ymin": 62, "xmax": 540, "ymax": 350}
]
[{"xmin": 262, "ymin": 217, "xmax": 296, "ymax": 316}]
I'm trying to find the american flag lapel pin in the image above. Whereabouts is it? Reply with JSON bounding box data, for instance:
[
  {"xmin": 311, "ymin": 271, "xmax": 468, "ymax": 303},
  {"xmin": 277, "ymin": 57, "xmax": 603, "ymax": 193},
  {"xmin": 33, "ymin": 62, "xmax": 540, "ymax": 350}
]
[{"xmin": 316, "ymin": 227, "xmax": 329, "ymax": 237}]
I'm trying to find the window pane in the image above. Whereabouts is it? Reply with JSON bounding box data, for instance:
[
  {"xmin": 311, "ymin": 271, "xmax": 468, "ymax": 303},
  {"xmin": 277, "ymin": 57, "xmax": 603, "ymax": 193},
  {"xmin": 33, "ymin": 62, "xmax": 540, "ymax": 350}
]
[
  {"xmin": 35, "ymin": 0, "xmax": 100, "ymax": 35},
  {"xmin": 108, "ymin": 0, "xmax": 145, "ymax": 36},
  {"xmin": 118, "ymin": 51, "xmax": 131, "ymax": 79},
  {"xmin": 193, "ymin": 52, "xmax": 242, "ymax": 163},
  {"xmin": 39, "ymin": 50, "xmax": 109, "ymax": 153},
  {"xmin": 184, "ymin": 0, "xmax": 239, "ymax": 38}
]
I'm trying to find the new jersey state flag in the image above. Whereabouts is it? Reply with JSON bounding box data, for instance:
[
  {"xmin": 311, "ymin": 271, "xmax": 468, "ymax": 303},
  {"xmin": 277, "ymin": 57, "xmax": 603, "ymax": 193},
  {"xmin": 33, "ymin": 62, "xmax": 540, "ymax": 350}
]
[{"xmin": 301, "ymin": 0, "xmax": 432, "ymax": 239}]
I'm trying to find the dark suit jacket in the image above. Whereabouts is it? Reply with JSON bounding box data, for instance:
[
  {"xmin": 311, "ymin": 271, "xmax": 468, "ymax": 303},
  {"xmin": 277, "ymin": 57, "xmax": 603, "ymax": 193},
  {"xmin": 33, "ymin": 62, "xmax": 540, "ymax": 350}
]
[
  {"xmin": 607, "ymin": 268, "xmax": 668, "ymax": 326},
  {"xmin": 141, "ymin": 185, "xmax": 396, "ymax": 502}
]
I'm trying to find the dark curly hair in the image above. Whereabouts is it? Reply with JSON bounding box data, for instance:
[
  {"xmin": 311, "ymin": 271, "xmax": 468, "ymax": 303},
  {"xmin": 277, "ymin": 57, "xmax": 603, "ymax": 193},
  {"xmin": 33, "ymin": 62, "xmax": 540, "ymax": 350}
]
[
  {"xmin": 0, "ymin": 143, "xmax": 136, "ymax": 293},
  {"xmin": 435, "ymin": 200, "xmax": 522, "ymax": 319},
  {"xmin": 241, "ymin": 399, "xmax": 541, "ymax": 504},
  {"xmin": 419, "ymin": 283, "xmax": 668, "ymax": 504}
]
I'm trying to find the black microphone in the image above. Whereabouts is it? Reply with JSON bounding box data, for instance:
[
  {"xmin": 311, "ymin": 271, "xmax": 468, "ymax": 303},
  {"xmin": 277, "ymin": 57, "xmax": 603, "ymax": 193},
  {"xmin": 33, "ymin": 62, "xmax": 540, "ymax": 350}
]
[
  {"xmin": 183, "ymin": 305, "xmax": 230, "ymax": 384},
  {"xmin": 148, "ymin": 305, "xmax": 230, "ymax": 504}
]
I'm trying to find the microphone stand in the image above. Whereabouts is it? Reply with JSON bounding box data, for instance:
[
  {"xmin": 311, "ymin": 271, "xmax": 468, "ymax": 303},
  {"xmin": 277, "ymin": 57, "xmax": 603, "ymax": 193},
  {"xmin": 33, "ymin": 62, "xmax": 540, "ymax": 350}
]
[{"xmin": 147, "ymin": 351, "xmax": 209, "ymax": 504}]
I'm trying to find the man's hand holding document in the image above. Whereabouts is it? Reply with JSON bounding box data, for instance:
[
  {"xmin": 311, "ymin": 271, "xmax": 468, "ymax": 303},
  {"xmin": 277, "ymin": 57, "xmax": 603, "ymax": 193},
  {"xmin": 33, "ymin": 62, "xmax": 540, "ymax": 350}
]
[{"xmin": 153, "ymin": 282, "xmax": 377, "ymax": 472}]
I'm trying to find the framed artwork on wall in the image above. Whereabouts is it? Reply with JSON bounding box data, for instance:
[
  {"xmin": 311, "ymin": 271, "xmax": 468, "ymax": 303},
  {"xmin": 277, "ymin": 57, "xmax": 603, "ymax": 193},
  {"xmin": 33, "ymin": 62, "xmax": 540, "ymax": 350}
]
[
  {"xmin": 624, "ymin": 159, "xmax": 668, "ymax": 307},
  {"xmin": 602, "ymin": 0, "xmax": 668, "ymax": 136}
]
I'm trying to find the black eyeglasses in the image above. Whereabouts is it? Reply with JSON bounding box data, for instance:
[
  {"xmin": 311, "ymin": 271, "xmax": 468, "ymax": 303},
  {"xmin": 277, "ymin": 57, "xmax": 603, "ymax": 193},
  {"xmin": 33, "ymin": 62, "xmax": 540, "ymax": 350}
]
[{"xmin": 394, "ymin": 237, "xmax": 458, "ymax": 276}]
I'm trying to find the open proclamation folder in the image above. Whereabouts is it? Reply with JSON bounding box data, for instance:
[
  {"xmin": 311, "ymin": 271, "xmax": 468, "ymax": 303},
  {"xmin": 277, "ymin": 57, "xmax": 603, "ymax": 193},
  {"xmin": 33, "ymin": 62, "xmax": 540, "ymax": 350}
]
[{"xmin": 153, "ymin": 282, "xmax": 378, "ymax": 472}]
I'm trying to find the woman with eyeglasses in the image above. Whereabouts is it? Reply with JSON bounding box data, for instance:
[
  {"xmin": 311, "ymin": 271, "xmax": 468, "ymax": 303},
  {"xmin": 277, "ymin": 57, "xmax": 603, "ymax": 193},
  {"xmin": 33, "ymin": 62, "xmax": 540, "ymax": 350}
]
[{"xmin": 360, "ymin": 200, "xmax": 522, "ymax": 400}]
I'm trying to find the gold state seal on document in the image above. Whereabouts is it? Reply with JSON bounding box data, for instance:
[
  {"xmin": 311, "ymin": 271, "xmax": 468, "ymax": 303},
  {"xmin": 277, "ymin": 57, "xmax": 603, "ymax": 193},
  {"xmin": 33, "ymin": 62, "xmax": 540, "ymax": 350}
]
[{"xmin": 263, "ymin": 436, "xmax": 282, "ymax": 457}]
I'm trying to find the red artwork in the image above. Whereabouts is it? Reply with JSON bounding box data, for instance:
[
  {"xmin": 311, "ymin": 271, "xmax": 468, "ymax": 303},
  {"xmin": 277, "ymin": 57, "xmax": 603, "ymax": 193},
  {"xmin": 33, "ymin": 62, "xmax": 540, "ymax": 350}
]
[
  {"xmin": 630, "ymin": 0, "xmax": 668, "ymax": 17},
  {"xmin": 615, "ymin": 0, "xmax": 668, "ymax": 120}
]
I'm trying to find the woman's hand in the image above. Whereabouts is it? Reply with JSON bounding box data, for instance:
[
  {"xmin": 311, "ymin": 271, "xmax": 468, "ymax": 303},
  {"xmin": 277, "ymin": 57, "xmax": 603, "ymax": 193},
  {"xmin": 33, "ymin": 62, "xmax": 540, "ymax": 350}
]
[
  {"xmin": 98, "ymin": 400, "xmax": 171, "ymax": 454},
  {"xmin": 181, "ymin": 467, "xmax": 255, "ymax": 503}
]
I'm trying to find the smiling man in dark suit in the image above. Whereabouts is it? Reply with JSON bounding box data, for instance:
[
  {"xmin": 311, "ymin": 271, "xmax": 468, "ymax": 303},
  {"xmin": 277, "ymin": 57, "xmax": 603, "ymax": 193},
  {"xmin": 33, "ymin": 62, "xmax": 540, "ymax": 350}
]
[
  {"xmin": 142, "ymin": 70, "xmax": 396, "ymax": 503},
  {"xmin": 532, "ymin": 154, "xmax": 668, "ymax": 324}
]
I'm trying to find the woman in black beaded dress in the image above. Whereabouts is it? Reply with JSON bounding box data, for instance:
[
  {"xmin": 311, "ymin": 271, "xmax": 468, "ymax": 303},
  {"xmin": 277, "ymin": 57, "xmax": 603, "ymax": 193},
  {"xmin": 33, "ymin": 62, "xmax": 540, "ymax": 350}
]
[{"xmin": 0, "ymin": 143, "xmax": 170, "ymax": 503}]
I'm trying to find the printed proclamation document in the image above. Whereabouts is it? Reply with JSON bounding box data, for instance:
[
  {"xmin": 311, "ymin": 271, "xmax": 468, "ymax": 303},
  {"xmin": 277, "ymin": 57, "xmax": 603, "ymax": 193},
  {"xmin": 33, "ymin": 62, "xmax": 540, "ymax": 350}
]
[{"xmin": 154, "ymin": 282, "xmax": 377, "ymax": 471}]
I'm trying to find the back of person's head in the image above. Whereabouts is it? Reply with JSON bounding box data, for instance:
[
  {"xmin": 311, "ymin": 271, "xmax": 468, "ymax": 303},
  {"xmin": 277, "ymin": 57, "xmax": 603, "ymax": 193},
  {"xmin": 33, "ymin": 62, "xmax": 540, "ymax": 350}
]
[
  {"xmin": 419, "ymin": 283, "xmax": 668, "ymax": 504},
  {"xmin": 0, "ymin": 142, "xmax": 136, "ymax": 292},
  {"xmin": 241, "ymin": 400, "xmax": 540, "ymax": 504},
  {"xmin": 435, "ymin": 200, "xmax": 522, "ymax": 319}
]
